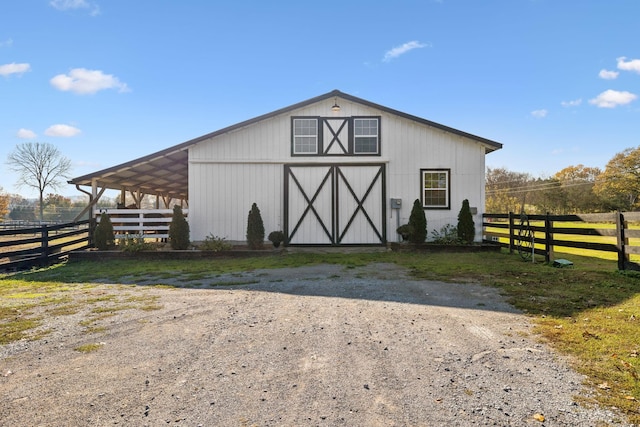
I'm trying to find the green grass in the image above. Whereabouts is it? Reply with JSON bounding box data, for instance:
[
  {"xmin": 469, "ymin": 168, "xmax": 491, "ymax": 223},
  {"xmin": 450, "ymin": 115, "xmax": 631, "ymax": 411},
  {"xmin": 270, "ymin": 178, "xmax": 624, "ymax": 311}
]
[{"xmin": 1, "ymin": 250, "xmax": 639, "ymax": 423}]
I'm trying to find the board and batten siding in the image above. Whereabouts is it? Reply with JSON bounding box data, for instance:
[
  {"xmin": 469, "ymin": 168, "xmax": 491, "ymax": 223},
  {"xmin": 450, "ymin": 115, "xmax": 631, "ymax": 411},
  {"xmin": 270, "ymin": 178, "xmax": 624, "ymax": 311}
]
[{"xmin": 188, "ymin": 96, "xmax": 489, "ymax": 243}]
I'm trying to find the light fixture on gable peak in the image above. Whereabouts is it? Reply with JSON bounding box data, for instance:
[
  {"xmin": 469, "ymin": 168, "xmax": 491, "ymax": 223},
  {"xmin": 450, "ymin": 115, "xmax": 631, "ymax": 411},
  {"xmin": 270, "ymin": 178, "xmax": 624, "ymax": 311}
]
[{"xmin": 331, "ymin": 97, "xmax": 341, "ymax": 112}]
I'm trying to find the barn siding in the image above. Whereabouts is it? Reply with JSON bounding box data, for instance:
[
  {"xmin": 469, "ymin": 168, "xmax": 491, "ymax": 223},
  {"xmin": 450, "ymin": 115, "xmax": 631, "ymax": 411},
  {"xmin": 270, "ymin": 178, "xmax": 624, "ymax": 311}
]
[{"xmin": 189, "ymin": 96, "xmax": 489, "ymax": 244}]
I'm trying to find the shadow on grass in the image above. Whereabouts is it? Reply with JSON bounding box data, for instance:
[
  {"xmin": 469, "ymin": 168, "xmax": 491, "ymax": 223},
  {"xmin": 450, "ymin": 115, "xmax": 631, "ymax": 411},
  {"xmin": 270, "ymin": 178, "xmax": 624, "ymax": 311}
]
[{"xmin": 3, "ymin": 250, "xmax": 638, "ymax": 317}]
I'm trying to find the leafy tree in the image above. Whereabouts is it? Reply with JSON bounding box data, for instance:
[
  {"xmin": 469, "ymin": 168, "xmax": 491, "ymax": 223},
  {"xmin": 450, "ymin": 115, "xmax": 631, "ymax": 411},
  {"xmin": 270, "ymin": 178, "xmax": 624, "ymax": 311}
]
[
  {"xmin": 6, "ymin": 142, "xmax": 72, "ymax": 221},
  {"xmin": 594, "ymin": 147, "xmax": 640, "ymax": 211},
  {"xmin": 9, "ymin": 206, "xmax": 36, "ymax": 221},
  {"xmin": 168, "ymin": 205, "xmax": 190, "ymax": 249},
  {"xmin": 485, "ymin": 167, "xmax": 532, "ymax": 213},
  {"xmin": 246, "ymin": 202, "xmax": 265, "ymax": 249},
  {"xmin": 93, "ymin": 212, "xmax": 114, "ymax": 250},
  {"xmin": 552, "ymin": 165, "xmax": 605, "ymax": 213},
  {"xmin": 0, "ymin": 187, "xmax": 9, "ymax": 221},
  {"xmin": 457, "ymin": 199, "xmax": 475, "ymax": 244},
  {"xmin": 408, "ymin": 199, "xmax": 427, "ymax": 243}
]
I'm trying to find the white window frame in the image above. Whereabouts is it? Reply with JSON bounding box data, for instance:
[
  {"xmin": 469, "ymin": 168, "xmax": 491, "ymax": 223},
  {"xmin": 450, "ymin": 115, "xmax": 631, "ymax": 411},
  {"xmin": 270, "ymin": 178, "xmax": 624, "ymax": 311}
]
[
  {"xmin": 421, "ymin": 169, "xmax": 450, "ymax": 209},
  {"xmin": 293, "ymin": 118, "xmax": 318, "ymax": 154},
  {"xmin": 353, "ymin": 118, "xmax": 379, "ymax": 154}
]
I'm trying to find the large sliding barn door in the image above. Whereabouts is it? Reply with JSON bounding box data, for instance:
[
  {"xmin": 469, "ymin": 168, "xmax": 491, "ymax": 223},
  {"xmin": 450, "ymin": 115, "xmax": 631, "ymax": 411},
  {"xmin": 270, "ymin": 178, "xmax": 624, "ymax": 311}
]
[{"xmin": 285, "ymin": 164, "xmax": 386, "ymax": 245}]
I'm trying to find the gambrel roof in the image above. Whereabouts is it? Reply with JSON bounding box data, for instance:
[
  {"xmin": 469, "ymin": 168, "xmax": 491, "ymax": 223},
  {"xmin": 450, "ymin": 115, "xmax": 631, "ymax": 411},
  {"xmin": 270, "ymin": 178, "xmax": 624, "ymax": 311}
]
[{"xmin": 68, "ymin": 89, "xmax": 502, "ymax": 201}]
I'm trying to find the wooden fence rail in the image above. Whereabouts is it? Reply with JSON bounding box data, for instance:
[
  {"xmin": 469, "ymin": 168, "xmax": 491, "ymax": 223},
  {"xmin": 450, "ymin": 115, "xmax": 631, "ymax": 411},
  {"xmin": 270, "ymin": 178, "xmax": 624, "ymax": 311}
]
[
  {"xmin": 482, "ymin": 211, "xmax": 640, "ymax": 270},
  {"xmin": 95, "ymin": 208, "xmax": 188, "ymax": 240},
  {"xmin": 0, "ymin": 219, "xmax": 93, "ymax": 271}
]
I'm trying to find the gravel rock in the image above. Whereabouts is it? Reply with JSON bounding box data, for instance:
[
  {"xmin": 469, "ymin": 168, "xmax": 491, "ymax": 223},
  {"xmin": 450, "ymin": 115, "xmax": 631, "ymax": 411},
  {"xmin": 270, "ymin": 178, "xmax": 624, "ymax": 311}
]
[{"xmin": 0, "ymin": 263, "xmax": 633, "ymax": 426}]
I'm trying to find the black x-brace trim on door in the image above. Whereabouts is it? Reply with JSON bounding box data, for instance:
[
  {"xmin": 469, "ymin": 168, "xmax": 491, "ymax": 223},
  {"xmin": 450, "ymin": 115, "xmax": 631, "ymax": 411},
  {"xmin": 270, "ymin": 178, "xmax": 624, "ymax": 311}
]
[
  {"xmin": 284, "ymin": 164, "xmax": 386, "ymax": 246},
  {"xmin": 336, "ymin": 166, "xmax": 384, "ymax": 243},
  {"xmin": 286, "ymin": 166, "xmax": 335, "ymax": 244}
]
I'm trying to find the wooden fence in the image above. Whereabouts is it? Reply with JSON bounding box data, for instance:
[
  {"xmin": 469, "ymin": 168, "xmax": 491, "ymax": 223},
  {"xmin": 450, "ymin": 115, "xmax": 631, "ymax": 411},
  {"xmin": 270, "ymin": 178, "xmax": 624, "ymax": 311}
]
[
  {"xmin": 95, "ymin": 208, "xmax": 187, "ymax": 240},
  {"xmin": 482, "ymin": 211, "xmax": 640, "ymax": 270},
  {"xmin": 0, "ymin": 219, "xmax": 93, "ymax": 271}
]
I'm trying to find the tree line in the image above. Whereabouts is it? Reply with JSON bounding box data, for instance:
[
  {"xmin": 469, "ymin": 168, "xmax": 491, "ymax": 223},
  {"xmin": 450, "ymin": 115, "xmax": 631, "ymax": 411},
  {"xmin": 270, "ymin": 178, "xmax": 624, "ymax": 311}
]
[{"xmin": 486, "ymin": 146, "xmax": 640, "ymax": 214}]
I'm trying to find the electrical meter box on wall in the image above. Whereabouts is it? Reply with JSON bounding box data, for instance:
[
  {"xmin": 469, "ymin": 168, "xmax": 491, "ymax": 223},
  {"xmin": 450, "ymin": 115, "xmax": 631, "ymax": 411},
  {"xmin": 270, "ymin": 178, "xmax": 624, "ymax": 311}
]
[{"xmin": 390, "ymin": 198, "xmax": 402, "ymax": 209}]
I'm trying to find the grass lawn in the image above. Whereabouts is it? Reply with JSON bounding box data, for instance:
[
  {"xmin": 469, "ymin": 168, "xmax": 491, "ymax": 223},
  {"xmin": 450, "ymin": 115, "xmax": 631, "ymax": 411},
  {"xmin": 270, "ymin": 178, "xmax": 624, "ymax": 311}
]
[{"xmin": 1, "ymin": 249, "xmax": 639, "ymax": 423}]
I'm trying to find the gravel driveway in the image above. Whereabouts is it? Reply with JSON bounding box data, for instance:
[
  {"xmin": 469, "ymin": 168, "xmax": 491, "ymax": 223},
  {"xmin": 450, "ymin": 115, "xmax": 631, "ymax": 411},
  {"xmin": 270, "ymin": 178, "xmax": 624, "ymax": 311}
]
[{"xmin": 0, "ymin": 263, "xmax": 630, "ymax": 426}]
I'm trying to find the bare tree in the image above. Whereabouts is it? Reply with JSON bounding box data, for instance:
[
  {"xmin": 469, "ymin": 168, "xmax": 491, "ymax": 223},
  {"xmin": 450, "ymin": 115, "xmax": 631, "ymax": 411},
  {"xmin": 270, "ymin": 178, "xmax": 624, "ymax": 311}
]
[{"xmin": 6, "ymin": 142, "xmax": 72, "ymax": 221}]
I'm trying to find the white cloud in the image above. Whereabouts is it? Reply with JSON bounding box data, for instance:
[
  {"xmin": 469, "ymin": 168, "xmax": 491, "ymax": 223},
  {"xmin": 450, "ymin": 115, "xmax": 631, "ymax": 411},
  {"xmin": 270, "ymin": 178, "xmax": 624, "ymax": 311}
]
[
  {"xmin": 45, "ymin": 124, "xmax": 82, "ymax": 137},
  {"xmin": 0, "ymin": 62, "xmax": 31, "ymax": 77},
  {"xmin": 561, "ymin": 98, "xmax": 582, "ymax": 107},
  {"xmin": 0, "ymin": 38, "xmax": 13, "ymax": 48},
  {"xmin": 50, "ymin": 68, "xmax": 129, "ymax": 94},
  {"xmin": 17, "ymin": 128, "xmax": 37, "ymax": 139},
  {"xmin": 598, "ymin": 69, "xmax": 619, "ymax": 80},
  {"xmin": 589, "ymin": 89, "xmax": 637, "ymax": 108},
  {"xmin": 50, "ymin": 0, "xmax": 100, "ymax": 16},
  {"xmin": 617, "ymin": 56, "xmax": 640, "ymax": 74},
  {"xmin": 383, "ymin": 41, "xmax": 430, "ymax": 62},
  {"xmin": 531, "ymin": 109, "xmax": 548, "ymax": 118}
]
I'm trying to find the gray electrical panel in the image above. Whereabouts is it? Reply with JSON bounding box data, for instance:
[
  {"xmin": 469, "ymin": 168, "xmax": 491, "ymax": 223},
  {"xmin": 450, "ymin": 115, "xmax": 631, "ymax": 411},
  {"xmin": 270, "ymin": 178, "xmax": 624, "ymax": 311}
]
[{"xmin": 390, "ymin": 198, "xmax": 402, "ymax": 209}]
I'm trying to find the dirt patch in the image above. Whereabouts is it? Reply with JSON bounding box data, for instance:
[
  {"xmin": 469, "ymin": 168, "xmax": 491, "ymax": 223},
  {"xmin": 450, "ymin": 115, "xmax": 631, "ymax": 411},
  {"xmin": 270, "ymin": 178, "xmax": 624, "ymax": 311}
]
[{"xmin": 0, "ymin": 263, "xmax": 630, "ymax": 426}]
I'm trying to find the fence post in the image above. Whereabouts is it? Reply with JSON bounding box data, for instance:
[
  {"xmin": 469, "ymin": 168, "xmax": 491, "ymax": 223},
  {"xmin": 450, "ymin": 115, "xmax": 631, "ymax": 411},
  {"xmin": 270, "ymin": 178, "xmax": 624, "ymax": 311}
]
[
  {"xmin": 616, "ymin": 210, "xmax": 626, "ymax": 271},
  {"xmin": 545, "ymin": 212, "xmax": 553, "ymax": 264},
  {"xmin": 89, "ymin": 217, "xmax": 96, "ymax": 248},
  {"xmin": 40, "ymin": 224, "xmax": 49, "ymax": 265},
  {"xmin": 508, "ymin": 212, "xmax": 515, "ymax": 254}
]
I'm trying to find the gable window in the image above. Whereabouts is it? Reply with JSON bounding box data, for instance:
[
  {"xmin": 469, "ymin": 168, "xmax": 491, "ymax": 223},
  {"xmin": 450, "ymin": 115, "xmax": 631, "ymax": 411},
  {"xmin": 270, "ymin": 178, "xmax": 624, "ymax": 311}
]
[
  {"xmin": 353, "ymin": 118, "xmax": 379, "ymax": 154},
  {"xmin": 291, "ymin": 116, "xmax": 380, "ymax": 156},
  {"xmin": 293, "ymin": 118, "xmax": 318, "ymax": 154},
  {"xmin": 421, "ymin": 169, "xmax": 450, "ymax": 209}
]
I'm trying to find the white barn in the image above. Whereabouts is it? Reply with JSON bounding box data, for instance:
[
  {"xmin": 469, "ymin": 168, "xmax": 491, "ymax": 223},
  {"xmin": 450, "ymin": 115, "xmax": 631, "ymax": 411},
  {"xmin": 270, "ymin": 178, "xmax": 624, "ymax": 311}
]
[{"xmin": 69, "ymin": 90, "xmax": 502, "ymax": 246}]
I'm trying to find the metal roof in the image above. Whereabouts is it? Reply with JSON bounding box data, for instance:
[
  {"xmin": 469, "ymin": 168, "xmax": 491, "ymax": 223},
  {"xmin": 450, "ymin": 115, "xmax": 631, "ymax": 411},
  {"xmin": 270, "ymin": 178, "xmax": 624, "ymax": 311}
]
[{"xmin": 68, "ymin": 89, "xmax": 503, "ymax": 200}]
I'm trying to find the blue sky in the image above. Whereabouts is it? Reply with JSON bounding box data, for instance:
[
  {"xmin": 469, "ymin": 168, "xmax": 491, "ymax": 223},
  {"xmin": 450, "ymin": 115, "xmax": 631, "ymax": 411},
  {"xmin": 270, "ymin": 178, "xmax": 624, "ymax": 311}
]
[{"xmin": 1, "ymin": 0, "xmax": 639, "ymax": 198}]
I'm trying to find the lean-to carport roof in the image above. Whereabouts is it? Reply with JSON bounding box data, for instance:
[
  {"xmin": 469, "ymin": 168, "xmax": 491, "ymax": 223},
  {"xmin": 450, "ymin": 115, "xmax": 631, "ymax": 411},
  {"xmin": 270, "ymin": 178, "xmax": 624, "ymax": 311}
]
[{"xmin": 68, "ymin": 89, "xmax": 503, "ymax": 200}]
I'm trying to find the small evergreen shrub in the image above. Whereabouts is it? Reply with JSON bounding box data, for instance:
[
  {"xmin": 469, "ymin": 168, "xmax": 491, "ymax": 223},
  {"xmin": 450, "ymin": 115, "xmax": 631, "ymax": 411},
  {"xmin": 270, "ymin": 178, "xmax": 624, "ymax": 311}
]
[
  {"xmin": 93, "ymin": 212, "xmax": 114, "ymax": 250},
  {"xmin": 168, "ymin": 205, "xmax": 190, "ymax": 250},
  {"xmin": 457, "ymin": 199, "xmax": 475, "ymax": 244},
  {"xmin": 246, "ymin": 202, "xmax": 265, "ymax": 249},
  {"xmin": 268, "ymin": 230, "xmax": 285, "ymax": 247},
  {"xmin": 199, "ymin": 234, "xmax": 232, "ymax": 252},
  {"xmin": 408, "ymin": 199, "xmax": 427, "ymax": 243}
]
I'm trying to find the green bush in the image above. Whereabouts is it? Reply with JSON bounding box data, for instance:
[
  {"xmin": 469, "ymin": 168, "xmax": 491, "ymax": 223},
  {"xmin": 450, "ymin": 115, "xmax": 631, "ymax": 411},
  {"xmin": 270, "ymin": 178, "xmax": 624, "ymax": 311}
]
[
  {"xmin": 93, "ymin": 212, "xmax": 114, "ymax": 250},
  {"xmin": 168, "ymin": 205, "xmax": 190, "ymax": 250},
  {"xmin": 430, "ymin": 224, "xmax": 460, "ymax": 245},
  {"xmin": 119, "ymin": 234, "xmax": 156, "ymax": 252},
  {"xmin": 396, "ymin": 224, "xmax": 414, "ymax": 241},
  {"xmin": 457, "ymin": 199, "xmax": 475, "ymax": 244},
  {"xmin": 408, "ymin": 199, "xmax": 427, "ymax": 243},
  {"xmin": 268, "ymin": 230, "xmax": 285, "ymax": 247},
  {"xmin": 199, "ymin": 234, "xmax": 232, "ymax": 252},
  {"xmin": 246, "ymin": 202, "xmax": 265, "ymax": 249}
]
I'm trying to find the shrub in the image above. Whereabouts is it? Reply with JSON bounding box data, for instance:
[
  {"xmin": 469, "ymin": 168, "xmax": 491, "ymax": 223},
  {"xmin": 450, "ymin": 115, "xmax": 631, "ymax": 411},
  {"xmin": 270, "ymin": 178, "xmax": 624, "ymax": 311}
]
[
  {"xmin": 246, "ymin": 202, "xmax": 265, "ymax": 249},
  {"xmin": 430, "ymin": 224, "xmax": 460, "ymax": 245},
  {"xmin": 168, "ymin": 205, "xmax": 190, "ymax": 250},
  {"xmin": 268, "ymin": 230, "xmax": 285, "ymax": 247},
  {"xmin": 119, "ymin": 234, "xmax": 155, "ymax": 252},
  {"xmin": 199, "ymin": 234, "xmax": 232, "ymax": 252},
  {"xmin": 396, "ymin": 224, "xmax": 414, "ymax": 241},
  {"xmin": 93, "ymin": 212, "xmax": 114, "ymax": 250},
  {"xmin": 408, "ymin": 199, "xmax": 427, "ymax": 243},
  {"xmin": 457, "ymin": 199, "xmax": 475, "ymax": 244}
]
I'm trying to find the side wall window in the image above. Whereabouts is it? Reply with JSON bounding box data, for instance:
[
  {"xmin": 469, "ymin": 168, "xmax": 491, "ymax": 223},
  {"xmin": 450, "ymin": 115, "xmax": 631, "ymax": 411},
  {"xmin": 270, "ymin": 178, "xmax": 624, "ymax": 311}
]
[{"xmin": 421, "ymin": 169, "xmax": 450, "ymax": 209}]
